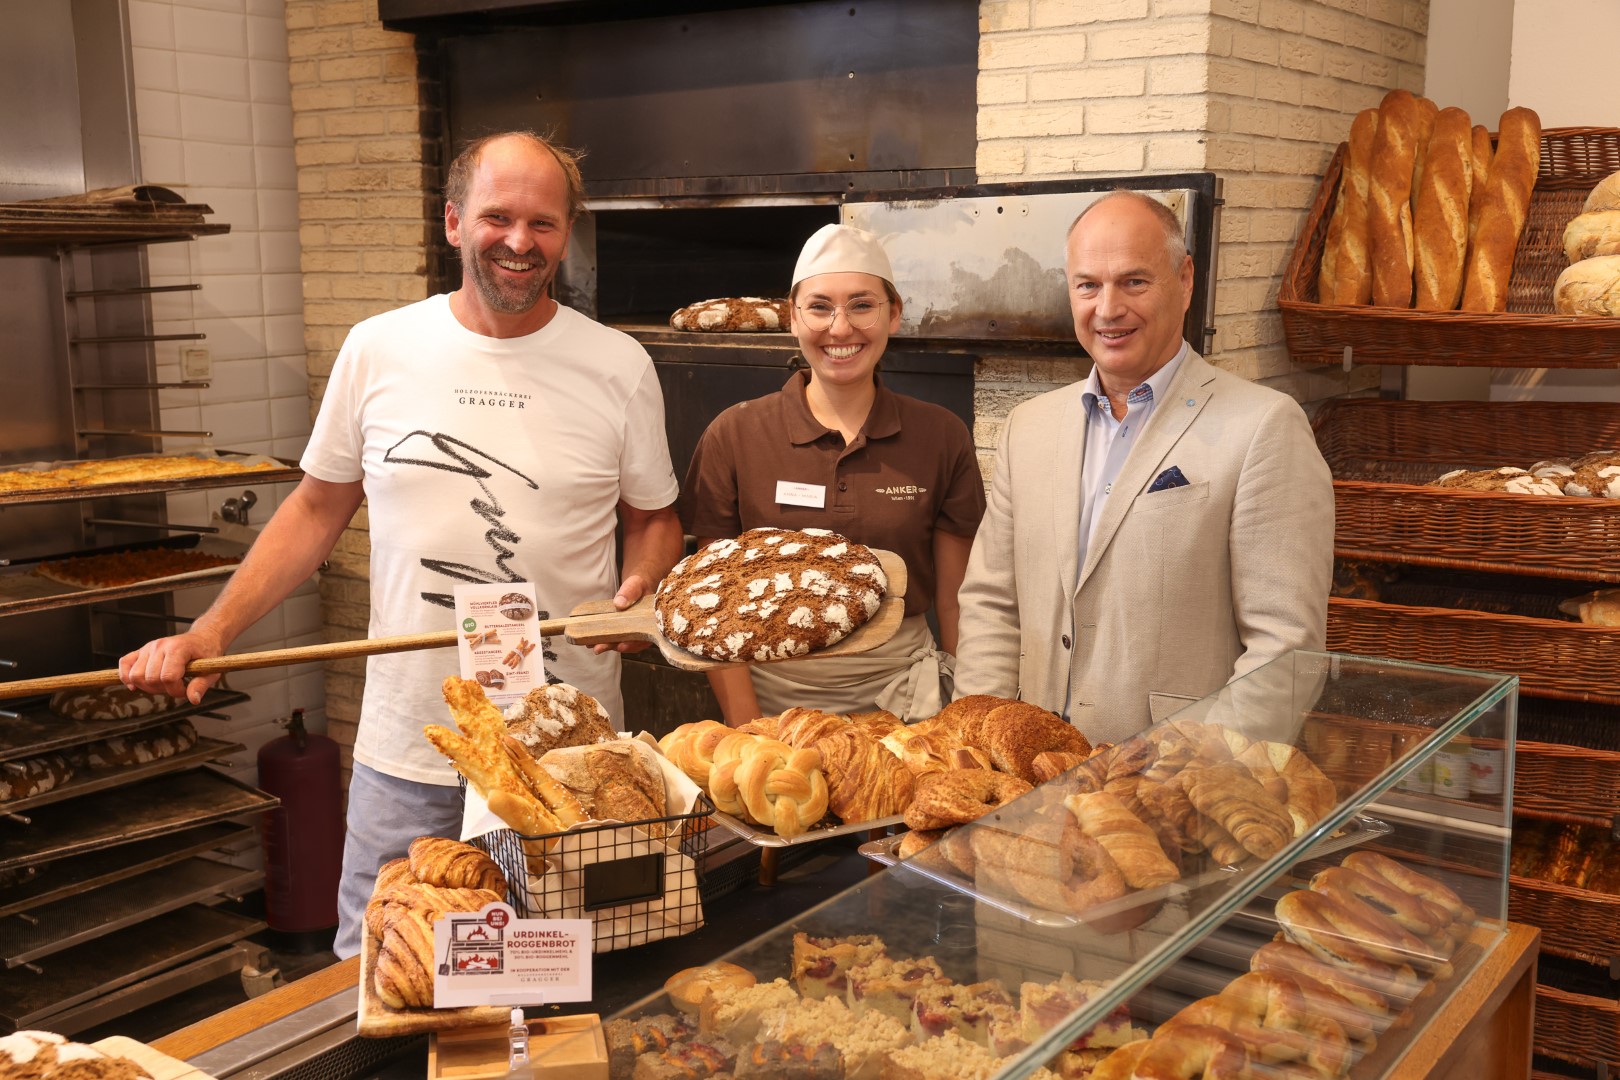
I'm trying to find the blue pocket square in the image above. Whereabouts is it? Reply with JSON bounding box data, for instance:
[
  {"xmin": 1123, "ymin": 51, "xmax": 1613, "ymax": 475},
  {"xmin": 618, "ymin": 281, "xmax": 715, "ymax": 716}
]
[{"xmin": 1147, "ymin": 466, "xmax": 1190, "ymax": 493}]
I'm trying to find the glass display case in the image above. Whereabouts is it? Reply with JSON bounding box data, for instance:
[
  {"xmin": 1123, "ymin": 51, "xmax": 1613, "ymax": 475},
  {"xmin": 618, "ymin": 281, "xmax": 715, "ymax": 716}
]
[{"xmin": 550, "ymin": 650, "xmax": 1518, "ymax": 1080}]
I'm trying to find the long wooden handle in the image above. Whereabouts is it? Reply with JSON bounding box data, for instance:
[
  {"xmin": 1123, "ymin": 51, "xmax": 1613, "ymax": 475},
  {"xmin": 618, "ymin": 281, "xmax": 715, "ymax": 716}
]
[{"xmin": 0, "ymin": 616, "xmax": 573, "ymax": 699}]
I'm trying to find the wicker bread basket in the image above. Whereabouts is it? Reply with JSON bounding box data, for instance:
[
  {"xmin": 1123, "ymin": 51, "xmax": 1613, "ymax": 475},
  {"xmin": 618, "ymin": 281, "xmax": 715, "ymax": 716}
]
[
  {"xmin": 1314, "ymin": 398, "xmax": 1620, "ymax": 581},
  {"xmin": 1535, "ymin": 982, "xmax": 1620, "ymax": 1067},
  {"xmin": 1280, "ymin": 126, "xmax": 1620, "ymax": 367},
  {"xmin": 1514, "ymin": 739, "xmax": 1620, "ymax": 822},
  {"xmin": 1326, "ymin": 596, "xmax": 1620, "ymax": 704},
  {"xmin": 1509, "ymin": 875, "xmax": 1620, "ymax": 967}
]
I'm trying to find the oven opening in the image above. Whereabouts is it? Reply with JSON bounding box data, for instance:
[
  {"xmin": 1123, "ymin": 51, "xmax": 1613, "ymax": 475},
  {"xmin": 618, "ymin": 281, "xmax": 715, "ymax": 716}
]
[{"xmin": 591, "ymin": 204, "xmax": 839, "ymax": 331}]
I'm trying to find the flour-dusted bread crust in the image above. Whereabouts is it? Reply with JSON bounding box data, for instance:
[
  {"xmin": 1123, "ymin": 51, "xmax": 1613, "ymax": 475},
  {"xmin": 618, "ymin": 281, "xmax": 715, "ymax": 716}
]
[
  {"xmin": 670, "ymin": 297, "xmax": 791, "ymax": 333},
  {"xmin": 1429, "ymin": 466, "xmax": 1564, "ymax": 495},
  {"xmin": 48, "ymin": 685, "xmax": 182, "ymax": 720},
  {"xmin": 1554, "ymin": 254, "xmax": 1620, "ymax": 316},
  {"xmin": 502, "ymin": 682, "xmax": 617, "ymax": 753},
  {"xmin": 654, "ymin": 528, "xmax": 888, "ymax": 662},
  {"xmin": 78, "ymin": 719, "xmax": 198, "ymax": 769},
  {"xmin": 0, "ymin": 755, "xmax": 74, "ymax": 803}
]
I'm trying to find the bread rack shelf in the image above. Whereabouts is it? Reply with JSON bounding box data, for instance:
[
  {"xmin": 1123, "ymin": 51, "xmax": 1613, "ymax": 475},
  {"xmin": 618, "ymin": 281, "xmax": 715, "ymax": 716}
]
[{"xmin": 0, "ymin": 736, "xmax": 244, "ymax": 816}]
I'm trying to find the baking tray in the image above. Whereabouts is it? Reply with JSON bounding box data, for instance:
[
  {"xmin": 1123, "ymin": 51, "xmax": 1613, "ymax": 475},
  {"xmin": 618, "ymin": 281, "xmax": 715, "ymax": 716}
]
[
  {"xmin": 0, "ymin": 857, "xmax": 261, "ymax": 967},
  {"xmin": 710, "ymin": 808, "xmax": 904, "ymax": 848},
  {"xmin": 0, "ymin": 535, "xmax": 253, "ymax": 617},
  {"xmin": 0, "ymin": 822, "xmax": 252, "ymax": 918},
  {"xmin": 0, "ymin": 450, "xmax": 301, "ymax": 506},
  {"xmin": 0, "ymin": 769, "xmax": 278, "ymax": 872},
  {"xmin": 0, "ymin": 686, "xmax": 250, "ymax": 763},
  {"xmin": 0, "ymin": 904, "xmax": 263, "ymax": 1030},
  {"xmin": 859, "ymin": 815, "xmax": 1393, "ymax": 927},
  {"xmin": 0, "ymin": 736, "xmax": 244, "ymax": 815}
]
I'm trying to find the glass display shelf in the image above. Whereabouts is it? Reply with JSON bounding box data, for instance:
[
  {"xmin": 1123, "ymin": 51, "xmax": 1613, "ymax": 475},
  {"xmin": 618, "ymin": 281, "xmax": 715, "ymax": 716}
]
[{"xmin": 536, "ymin": 650, "xmax": 1518, "ymax": 1080}]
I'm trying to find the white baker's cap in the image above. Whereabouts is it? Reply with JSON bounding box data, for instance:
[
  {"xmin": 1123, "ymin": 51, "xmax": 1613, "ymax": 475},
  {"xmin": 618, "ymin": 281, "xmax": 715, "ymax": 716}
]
[{"xmin": 791, "ymin": 224, "xmax": 895, "ymax": 289}]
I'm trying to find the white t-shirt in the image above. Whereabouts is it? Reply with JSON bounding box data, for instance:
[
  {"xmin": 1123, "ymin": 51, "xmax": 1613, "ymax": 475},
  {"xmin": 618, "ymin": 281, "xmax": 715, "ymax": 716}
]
[{"xmin": 302, "ymin": 295, "xmax": 679, "ymax": 785}]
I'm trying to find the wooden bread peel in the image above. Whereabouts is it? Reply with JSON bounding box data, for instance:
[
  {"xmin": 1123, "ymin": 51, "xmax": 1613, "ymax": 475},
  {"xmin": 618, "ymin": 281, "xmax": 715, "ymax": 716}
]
[{"xmin": 0, "ymin": 549, "xmax": 908, "ymax": 698}]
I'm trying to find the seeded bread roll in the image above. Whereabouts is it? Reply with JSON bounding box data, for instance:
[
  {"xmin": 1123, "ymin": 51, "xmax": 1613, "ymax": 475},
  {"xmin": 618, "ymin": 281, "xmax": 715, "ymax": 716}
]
[
  {"xmin": 1461, "ymin": 106, "xmax": 1542, "ymax": 312},
  {"xmin": 654, "ymin": 527, "xmax": 887, "ymax": 662}
]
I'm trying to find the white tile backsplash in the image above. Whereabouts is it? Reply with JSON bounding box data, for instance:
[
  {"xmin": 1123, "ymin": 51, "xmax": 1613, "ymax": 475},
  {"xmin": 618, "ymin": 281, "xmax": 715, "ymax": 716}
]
[
  {"xmin": 134, "ymin": 47, "xmax": 179, "ymax": 92},
  {"xmin": 180, "ymin": 96, "xmax": 255, "ymax": 144},
  {"xmin": 135, "ymin": 88, "xmax": 183, "ymax": 139},
  {"xmin": 209, "ymin": 357, "xmax": 271, "ymax": 402},
  {"xmin": 128, "ymin": 1, "xmax": 176, "ymax": 49},
  {"xmin": 134, "ymin": 0, "xmax": 319, "ymax": 760},
  {"xmin": 246, "ymin": 14, "xmax": 290, "ymax": 63},
  {"xmin": 185, "ymin": 144, "xmax": 258, "ymax": 190},
  {"xmin": 139, "ymin": 136, "xmax": 188, "ymax": 188},
  {"xmin": 195, "ymin": 273, "xmax": 265, "ymax": 320},
  {"xmin": 174, "ymin": 7, "xmax": 248, "ymax": 57},
  {"xmin": 178, "ymin": 52, "xmax": 252, "ymax": 100}
]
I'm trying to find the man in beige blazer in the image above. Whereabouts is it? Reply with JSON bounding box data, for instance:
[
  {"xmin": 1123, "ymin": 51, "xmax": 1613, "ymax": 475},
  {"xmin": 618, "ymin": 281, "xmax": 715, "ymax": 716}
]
[{"xmin": 954, "ymin": 190, "xmax": 1334, "ymax": 747}]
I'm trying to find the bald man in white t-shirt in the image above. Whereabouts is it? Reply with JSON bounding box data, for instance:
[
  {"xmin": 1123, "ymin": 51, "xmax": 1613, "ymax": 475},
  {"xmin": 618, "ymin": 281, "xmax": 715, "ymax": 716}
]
[{"xmin": 119, "ymin": 132, "xmax": 683, "ymax": 957}]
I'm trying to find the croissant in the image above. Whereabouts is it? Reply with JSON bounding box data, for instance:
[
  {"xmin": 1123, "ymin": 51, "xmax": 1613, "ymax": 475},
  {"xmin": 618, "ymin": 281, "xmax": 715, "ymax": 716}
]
[
  {"xmin": 1180, "ymin": 763, "xmax": 1294, "ymax": 860},
  {"xmin": 807, "ymin": 729, "xmax": 914, "ymax": 823},
  {"xmin": 374, "ymin": 908, "xmax": 437, "ymax": 1009},
  {"xmin": 407, "ymin": 836, "xmax": 506, "ymax": 893},
  {"xmin": 374, "ymin": 857, "xmax": 418, "ymax": 894},
  {"xmin": 773, "ymin": 707, "xmax": 851, "ymax": 750},
  {"xmin": 1064, "ymin": 790, "xmax": 1179, "ymax": 889},
  {"xmin": 364, "ymin": 881, "xmax": 505, "ymax": 941},
  {"xmin": 708, "ymin": 735, "xmax": 829, "ymax": 838},
  {"xmin": 1136, "ymin": 774, "xmax": 1204, "ymax": 855}
]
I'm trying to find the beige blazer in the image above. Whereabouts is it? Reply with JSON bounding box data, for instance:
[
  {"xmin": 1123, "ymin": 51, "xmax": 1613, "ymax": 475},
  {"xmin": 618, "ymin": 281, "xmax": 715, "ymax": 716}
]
[{"xmin": 953, "ymin": 349, "xmax": 1334, "ymax": 746}]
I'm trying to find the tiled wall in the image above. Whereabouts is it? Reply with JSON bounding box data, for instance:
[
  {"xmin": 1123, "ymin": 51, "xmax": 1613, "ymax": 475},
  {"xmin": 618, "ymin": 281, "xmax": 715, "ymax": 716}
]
[{"xmin": 126, "ymin": 0, "xmax": 322, "ymax": 812}]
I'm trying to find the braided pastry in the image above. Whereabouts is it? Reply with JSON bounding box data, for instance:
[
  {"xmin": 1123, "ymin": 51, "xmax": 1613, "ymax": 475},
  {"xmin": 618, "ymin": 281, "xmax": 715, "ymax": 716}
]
[
  {"xmin": 365, "ymin": 881, "xmax": 503, "ymax": 940},
  {"xmin": 1092, "ymin": 1041, "xmax": 1151, "ymax": 1080},
  {"xmin": 708, "ymin": 735, "xmax": 828, "ymax": 838},
  {"xmin": 1064, "ymin": 790, "xmax": 1179, "ymax": 889},
  {"xmin": 1274, "ymin": 890, "xmax": 1420, "ymax": 999},
  {"xmin": 407, "ymin": 836, "xmax": 506, "ymax": 893},
  {"xmin": 1164, "ymin": 972, "xmax": 1350, "ymax": 1073},
  {"xmin": 1310, "ymin": 866, "xmax": 1447, "ymax": 939},
  {"xmin": 374, "ymin": 909, "xmax": 436, "ymax": 1009},
  {"xmin": 659, "ymin": 720, "xmax": 734, "ymax": 789}
]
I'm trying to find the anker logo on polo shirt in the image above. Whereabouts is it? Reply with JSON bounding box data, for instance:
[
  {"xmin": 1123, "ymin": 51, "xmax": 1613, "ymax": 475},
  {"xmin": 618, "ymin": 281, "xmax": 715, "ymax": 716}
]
[
  {"xmin": 453, "ymin": 388, "xmax": 529, "ymax": 409},
  {"xmin": 876, "ymin": 484, "xmax": 927, "ymax": 500}
]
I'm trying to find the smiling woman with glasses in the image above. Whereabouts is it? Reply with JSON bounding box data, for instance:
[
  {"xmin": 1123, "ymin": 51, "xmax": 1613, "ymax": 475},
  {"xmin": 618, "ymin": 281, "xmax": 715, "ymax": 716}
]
[{"xmin": 675, "ymin": 224, "xmax": 987, "ymax": 727}]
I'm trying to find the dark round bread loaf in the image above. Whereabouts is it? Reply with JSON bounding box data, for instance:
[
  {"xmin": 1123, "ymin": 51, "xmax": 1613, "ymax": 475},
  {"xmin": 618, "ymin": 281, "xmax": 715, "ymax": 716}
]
[
  {"xmin": 670, "ymin": 297, "xmax": 790, "ymax": 332},
  {"xmin": 49, "ymin": 685, "xmax": 182, "ymax": 720},
  {"xmin": 654, "ymin": 528, "xmax": 887, "ymax": 662}
]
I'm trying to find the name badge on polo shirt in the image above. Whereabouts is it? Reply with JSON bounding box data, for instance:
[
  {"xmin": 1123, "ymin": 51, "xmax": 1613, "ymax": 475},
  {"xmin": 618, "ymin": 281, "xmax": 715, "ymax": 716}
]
[{"xmin": 775, "ymin": 480, "xmax": 826, "ymax": 508}]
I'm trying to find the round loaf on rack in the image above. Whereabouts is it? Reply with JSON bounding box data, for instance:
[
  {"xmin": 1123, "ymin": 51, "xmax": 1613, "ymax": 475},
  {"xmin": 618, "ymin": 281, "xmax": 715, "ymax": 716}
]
[
  {"xmin": 654, "ymin": 528, "xmax": 887, "ymax": 662},
  {"xmin": 78, "ymin": 719, "xmax": 197, "ymax": 770},
  {"xmin": 49, "ymin": 685, "xmax": 182, "ymax": 720},
  {"xmin": 0, "ymin": 754, "xmax": 74, "ymax": 803},
  {"xmin": 670, "ymin": 296, "xmax": 791, "ymax": 333}
]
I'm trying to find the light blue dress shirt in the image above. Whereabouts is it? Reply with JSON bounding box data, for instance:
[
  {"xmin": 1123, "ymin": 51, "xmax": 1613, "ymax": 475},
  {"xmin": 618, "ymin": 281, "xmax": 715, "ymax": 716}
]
[{"xmin": 1076, "ymin": 341, "xmax": 1190, "ymax": 575}]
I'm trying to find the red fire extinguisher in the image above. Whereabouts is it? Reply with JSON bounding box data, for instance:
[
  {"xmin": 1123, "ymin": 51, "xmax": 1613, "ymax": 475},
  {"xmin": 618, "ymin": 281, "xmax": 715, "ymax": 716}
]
[{"xmin": 257, "ymin": 707, "xmax": 343, "ymax": 935}]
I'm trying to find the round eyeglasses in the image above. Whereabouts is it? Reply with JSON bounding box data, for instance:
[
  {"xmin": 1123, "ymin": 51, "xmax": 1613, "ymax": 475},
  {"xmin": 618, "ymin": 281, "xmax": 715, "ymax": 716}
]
[{"xmin": 795, "ymin": 298, "xmax": 888, "ymax": 332}]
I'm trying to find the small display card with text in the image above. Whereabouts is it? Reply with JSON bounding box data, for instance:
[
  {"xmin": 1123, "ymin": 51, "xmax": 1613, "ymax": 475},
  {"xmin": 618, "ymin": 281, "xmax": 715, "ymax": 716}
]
[{"xmin": 432, "ymin": 903, "xmax": 591, "ymax": 1007}]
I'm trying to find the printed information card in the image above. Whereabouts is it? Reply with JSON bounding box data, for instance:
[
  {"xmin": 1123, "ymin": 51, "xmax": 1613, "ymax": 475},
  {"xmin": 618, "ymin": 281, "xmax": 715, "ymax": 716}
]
[
  {"xmin": 453, "ymin": 582, "xmax": 543, "ymax": 710},
  {"xmin": 432, "ymin": 903, "xmax": 592, "ymax": 1007}
]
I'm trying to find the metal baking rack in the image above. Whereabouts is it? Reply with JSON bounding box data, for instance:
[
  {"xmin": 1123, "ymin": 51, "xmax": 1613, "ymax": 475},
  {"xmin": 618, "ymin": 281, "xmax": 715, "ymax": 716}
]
[
  {"xmin": 709, "ymin": 807, "xmax": 905, "ymax": 848},
  {"xmin": 859, "ymin": 814, "xmax": 1393, "ymax": 928},
  {"xmin": 0, "ymin": 450, "xmax": 302, "ymax": 506},
  {"xmin": 0, "ymin": 736, "xmax": 244, "ymax": 816},
  {"xmin": 0, "ymin": 535, "xmax": 253, "ymax": 617}
]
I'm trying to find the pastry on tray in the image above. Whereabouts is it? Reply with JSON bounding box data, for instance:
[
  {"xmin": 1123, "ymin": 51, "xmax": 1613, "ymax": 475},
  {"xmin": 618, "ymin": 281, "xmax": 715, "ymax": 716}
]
[
  {"xmin": 35, "ymin": 548, "xmax": 242, "ymax": 589},
  {"xmin": 0, "ymin": 453, "xmax": 278, "ymax": 495}
]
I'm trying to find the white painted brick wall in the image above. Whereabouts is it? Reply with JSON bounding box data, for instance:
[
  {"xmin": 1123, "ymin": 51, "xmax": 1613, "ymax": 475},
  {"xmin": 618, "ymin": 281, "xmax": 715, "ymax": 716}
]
[{"xmin": 974, "ymin": 0, "xmax": 1417, "ymax": 448}]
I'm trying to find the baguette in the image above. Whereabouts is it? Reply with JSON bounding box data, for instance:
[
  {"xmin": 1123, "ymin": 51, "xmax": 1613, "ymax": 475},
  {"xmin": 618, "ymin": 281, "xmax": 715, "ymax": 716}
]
[
  {"xmin": 1407, "ymin": 94, "xmax": 1439, "ymax": 210},
  {"xmin": 1319, "ymin": 107, "xmax": 1378, "ymax": 305},
  {"xmin": 1461, "ymin": 106, "xmax": 1542, "ymax": 312},
  {"xmin": 1467, "ymin": 124, "xmax": 1494, "ymax": 238},
  {"xmin": 1412, "ymin": 106, "xmax": 1474, "ymax": 310},
  {"xmin": 502, "ymin": 734, "xmax": 587, "ymax": 826},
  {"xmin": 1367, "ymin": 90, "xmax": 1427, "ymax": 306}
]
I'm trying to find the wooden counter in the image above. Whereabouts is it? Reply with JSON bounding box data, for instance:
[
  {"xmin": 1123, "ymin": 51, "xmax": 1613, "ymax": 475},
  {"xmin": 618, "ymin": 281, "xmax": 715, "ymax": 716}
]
[{"xmin": 153, "ymin": 924, "xmax": 1541, "ymax": 1080}]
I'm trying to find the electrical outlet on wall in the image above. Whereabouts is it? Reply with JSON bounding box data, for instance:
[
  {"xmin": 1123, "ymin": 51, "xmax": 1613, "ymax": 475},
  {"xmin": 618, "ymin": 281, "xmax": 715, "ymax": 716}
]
[{"xmin": 182, "ymin": 347, "xmax": 211, "ymax": 381}]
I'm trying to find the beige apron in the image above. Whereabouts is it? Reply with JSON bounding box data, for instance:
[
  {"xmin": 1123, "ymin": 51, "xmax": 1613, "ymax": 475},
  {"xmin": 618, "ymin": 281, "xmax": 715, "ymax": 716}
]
[{"xmin": 748, "ymin": 614, "xmax": 953, "ymax": 722}]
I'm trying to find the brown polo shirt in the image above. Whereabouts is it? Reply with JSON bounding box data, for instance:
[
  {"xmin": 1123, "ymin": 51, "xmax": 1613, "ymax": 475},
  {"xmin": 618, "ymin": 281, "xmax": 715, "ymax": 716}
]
[{"xmin": 678, "ymin": 370, "xmax": 986, "ymax": 619}]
